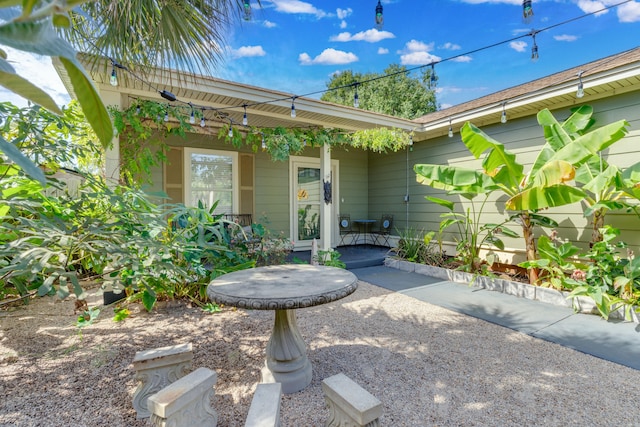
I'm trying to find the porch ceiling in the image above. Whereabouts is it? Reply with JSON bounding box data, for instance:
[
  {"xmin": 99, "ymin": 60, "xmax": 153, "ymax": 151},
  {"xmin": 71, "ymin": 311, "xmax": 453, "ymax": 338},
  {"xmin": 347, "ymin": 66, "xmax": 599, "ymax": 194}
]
[{"xmin": 57, "ymin": 57, "xmax": 419, "ymax": 136}]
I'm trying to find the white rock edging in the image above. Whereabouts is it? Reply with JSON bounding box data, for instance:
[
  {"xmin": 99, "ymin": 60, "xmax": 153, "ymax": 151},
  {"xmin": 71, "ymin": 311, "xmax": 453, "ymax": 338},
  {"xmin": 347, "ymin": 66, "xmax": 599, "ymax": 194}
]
[{"xmin": 384, "ymin": 258, "xmax": 639, "ymax": 324}]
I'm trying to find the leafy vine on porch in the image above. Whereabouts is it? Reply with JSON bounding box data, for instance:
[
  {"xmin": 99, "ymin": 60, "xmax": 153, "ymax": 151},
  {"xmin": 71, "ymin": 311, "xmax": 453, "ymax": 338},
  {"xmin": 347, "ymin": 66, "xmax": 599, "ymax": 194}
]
[{"xmin": 110, "ymin": 100, "xmax": 413, "ymax": 182}]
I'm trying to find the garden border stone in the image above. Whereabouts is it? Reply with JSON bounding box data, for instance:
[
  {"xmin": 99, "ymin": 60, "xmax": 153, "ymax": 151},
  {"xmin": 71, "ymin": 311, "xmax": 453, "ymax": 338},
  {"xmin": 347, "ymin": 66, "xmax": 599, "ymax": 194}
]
[{"xmin": 384, "ymin": 258, "xmax": 638, "ymax": 324}]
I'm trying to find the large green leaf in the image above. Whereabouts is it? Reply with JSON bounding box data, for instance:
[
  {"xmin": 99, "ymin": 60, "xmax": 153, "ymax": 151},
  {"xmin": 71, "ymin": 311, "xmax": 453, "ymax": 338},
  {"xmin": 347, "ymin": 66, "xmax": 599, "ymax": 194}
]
[
  {"xmin": 537, "ymin": 108, "xmax": 574, "ymax": 151},
  {"xmin": 58, "ymin": 57, "xmax": 113, "ymax": 148},
  {"xmin": 425, "ymin": 196, "xmax": 454, "ymax": 211},
  {"xmin": 620, "ymin": 161, "xmax": 640, "ymax": 200},
  {"xmin": 0, "ymin": 135, "xmax": 46, "ymax": 185},
  {"xmin": 0, "ymin": 57, "xmax": 62, "ymax": 114},
  {"xmin": 460, "ymin": 122, "xmax": 523, "ymax": 192},
  {"xmin": 530, "ymin": 160, "xmax": 576, "ymax": 188},
  {"xmin": 580, "ymin": 162, "xmax": 622, "ymax": 195},
  {"xmin": 506, "ymin": 184, "xmax": 585, "ymax": 211},
  {"xmin": 549, "ymin": 120, "xmax": 629, "ymax": 166},
  {"xmin": 0, "ymin": 19, "xmax": 113, "ymax": 147},
  {"xmin": 415, "ymin": 163, "xmax": 496, "ymax": 196},
  {"xmin": 561, "ymin": 105, "xmax": 594, "ymax": 137}
]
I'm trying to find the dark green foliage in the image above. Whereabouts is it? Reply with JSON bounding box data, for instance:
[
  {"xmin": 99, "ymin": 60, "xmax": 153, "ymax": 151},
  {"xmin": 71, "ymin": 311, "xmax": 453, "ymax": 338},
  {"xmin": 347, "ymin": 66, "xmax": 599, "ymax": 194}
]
[{"xmin": 321, "ymin": 64, "xmax": 438, "ymax": 119}]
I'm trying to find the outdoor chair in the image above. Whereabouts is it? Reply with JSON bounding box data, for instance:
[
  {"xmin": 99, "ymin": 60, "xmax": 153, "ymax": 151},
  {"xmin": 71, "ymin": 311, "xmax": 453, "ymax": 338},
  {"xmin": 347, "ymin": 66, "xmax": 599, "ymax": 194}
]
[
  {"xmin": 338, "ymin": 214, "xmax": 356, "ymax": 246},
  {"xmin": 372, "ymin": 214, "xmax": 393, "ymax": 247}
]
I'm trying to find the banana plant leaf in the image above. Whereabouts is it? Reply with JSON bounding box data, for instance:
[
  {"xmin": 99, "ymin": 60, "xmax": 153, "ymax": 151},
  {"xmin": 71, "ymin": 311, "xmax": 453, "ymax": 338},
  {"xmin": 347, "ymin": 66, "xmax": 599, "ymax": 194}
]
[
  {"xmin": 506, "ymin": 184, "xmax": 586, "ymax": 211},
  {"xmin": 529, "ymin": 160, "xmax": 576, "ymax": 188},
  {"xmin": 460, "ymin": 122, "xmax": 524, "ymax": 191},
  {"xmin": 548, "ymin": 119, "xmax": 629, "ymax": 167},
  {"xmin": 583, "ymin": 200, "xmax": 626, "ymax": 217},
  {"xmin": 414, "ymin": 164, "xmax": 496, "ymax": 196},
  {"xmin": 621, "ymin": 161, "xmax": 640, "ymax": 200}
]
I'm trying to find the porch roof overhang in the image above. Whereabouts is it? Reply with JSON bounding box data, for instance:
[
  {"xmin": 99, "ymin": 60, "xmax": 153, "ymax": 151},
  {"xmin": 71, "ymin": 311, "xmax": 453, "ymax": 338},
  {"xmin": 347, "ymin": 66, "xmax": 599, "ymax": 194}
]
[
  {"xmin": 55, "ymin": 56, "xmax": 419, "ymax": 138},
  {"xmin": 413, "ymin": 47, "xmax": 640, "ymax": 141}
]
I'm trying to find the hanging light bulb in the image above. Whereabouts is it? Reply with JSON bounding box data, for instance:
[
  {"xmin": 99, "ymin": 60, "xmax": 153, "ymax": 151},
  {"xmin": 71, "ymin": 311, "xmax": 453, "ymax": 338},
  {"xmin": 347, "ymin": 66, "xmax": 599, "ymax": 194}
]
[
  {"xmin": 430, "ymin": 63, "xmax": 437, "ymax": 87},
  {"xmin": 530, "ymin": 32, "xmax": 539, "ymax": 62},
  {"xmin": 243, "ymin": 0, "xmax": 251, "ymax": 21},
  {"xmin": 261, "ymin": 133, "xmax": 266, "ymax": 150},
  {"xmin": 164, "ymin": 109, "xmax": 169, "ymax": 122},
  {"xmin": 375, "ymin": 0, "xmax": 384, "ymax": 30},
  {"xmin": 353, "ymin": 84, "xmax": 360, "ymax": 108},
  {"xmin": 190, "ymin": 108, "xmax": 195, "ymax": 124},
  {"xmin": 501, "ymin": 102, "xmax": 508, "ymax": 124},
  {"xmin": 448, "ymin": 119, "xmax": 453, "ymax": 138},
  {"xmin": 243, "ymin": 105, "xmax": 248, "ymax": 126},
  {"xmin": 522, "ymin": 0, "xmax": 534, "ymax": 23},
  {"xmin": 291, "ymin": 97, "xmax": 297, "ymax": 118},
  {"xmin": 136, "ymin": 104, "xmax": 141, "ymax": 115},
  {"xmin": 200, "ymin": 109, "xmax": 205, "ymax": 128},
  {"xmin": 109, "ymin": 63, "xmax": 118, "ymax": 86},
  {"xmin": 576, "ymin": 71, "xmax": 585, "ymax": 98},
  {"xmin": 228, "ymin": 120, "xmax": 234, "ymax": 138}
]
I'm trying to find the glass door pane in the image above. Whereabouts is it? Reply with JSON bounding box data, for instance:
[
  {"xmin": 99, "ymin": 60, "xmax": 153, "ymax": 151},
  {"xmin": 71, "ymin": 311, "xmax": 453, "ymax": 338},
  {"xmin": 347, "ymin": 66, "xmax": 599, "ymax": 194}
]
[{"xmin": 296, "ymin": 166, "xmax": 321, "ymax": 241}]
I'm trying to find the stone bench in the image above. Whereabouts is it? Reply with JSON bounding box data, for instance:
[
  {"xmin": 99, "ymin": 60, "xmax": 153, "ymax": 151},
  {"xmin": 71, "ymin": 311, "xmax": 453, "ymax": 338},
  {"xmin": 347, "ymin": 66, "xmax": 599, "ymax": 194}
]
[
  {"xmin": 244, "ymin": 383, "xmax": 283, "ymax": 427},
  {"xmin": 322, "ymin": 373, "xmax": 382, "ymax": 427},
  {"xmin": 147, "ymin": 367, "xmax": 218, "ymax": 427},
  {"xmin": 131, "ymin": 343, "xmax": 193, "ymax": 419}
]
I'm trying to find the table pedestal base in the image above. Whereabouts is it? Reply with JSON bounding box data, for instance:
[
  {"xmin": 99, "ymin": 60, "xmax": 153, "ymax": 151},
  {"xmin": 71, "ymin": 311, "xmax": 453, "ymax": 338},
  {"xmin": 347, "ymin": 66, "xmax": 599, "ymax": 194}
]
[{"xmin": 260, "ymin": 309, "xmax": 312, "ymax": 394}]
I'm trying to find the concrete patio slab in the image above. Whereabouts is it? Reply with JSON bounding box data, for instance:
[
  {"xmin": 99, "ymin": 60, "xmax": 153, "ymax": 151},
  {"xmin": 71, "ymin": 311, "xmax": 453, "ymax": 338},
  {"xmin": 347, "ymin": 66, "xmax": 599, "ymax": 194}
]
[
  {"xmin": 351, "ymin": 265, "xmax": 640, "ymax": 371},
  {"xmin": 532, "ymin": 314, "xmax": 640, "ymax": 370}
]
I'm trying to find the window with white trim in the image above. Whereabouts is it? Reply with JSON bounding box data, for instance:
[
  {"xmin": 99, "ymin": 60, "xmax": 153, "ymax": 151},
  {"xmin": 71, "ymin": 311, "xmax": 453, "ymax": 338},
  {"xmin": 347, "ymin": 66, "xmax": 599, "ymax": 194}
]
[{"xmin": 184, "ymin": 148, "xmax": 238, "ymax": 214}]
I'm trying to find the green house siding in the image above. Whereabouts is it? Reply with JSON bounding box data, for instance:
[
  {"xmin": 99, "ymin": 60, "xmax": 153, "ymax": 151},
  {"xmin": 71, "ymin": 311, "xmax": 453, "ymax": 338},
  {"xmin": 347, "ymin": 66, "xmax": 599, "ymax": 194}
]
[{"xmin": 369, "ymin": 89, "xmax": 640, "ymax": 256}]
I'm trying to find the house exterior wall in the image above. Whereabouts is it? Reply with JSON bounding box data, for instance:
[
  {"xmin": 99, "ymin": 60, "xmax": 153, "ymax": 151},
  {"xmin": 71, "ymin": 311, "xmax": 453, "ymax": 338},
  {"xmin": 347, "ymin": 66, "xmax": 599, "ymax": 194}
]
[
  {"xmin": 146, "ymin": 134, "xmax": 369, "ymax": 241},
  {"xmin": 369, "ymin": 89, "xmax": 640, "ymax": 260}
]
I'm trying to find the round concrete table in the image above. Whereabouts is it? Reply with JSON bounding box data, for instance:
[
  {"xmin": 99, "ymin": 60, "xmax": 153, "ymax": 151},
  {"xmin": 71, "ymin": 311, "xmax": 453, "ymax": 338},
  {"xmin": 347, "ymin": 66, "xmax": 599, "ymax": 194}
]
[{"xmin": 207, "ymin": 264, "xmax": 358, "ymax": 393}]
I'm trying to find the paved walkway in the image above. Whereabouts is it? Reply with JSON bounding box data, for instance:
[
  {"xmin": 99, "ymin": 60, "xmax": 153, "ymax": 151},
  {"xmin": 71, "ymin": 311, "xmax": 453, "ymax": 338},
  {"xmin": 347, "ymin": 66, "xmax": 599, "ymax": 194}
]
[{"xmin": 351, "ymin": 265, "xmax": 640, "ymax": 371}]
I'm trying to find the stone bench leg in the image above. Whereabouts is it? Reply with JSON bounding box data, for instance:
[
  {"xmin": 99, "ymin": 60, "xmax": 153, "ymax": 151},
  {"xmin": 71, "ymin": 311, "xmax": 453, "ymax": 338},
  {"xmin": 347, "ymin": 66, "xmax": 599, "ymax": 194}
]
[
  {"xmin": 245, "ymin": 383, "xmax": 283, "ymax": 427},
  {"xmin": 131, "ymin": 343, "xmax": 193, "ymax": 419},
  {"xmin": 322, "ymin": 373, "xmax": 382, "ymax": 427},
  {"xmin": 148, "ymin": 367, "xmax": 218, "ymax": 427}
]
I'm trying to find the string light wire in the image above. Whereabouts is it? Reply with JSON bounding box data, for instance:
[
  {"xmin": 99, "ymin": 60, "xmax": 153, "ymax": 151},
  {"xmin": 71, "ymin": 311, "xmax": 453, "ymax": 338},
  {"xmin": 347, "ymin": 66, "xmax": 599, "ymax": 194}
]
[{"xmin": 87, "ymin": 0, "xmax": 633, "ymax": 132}]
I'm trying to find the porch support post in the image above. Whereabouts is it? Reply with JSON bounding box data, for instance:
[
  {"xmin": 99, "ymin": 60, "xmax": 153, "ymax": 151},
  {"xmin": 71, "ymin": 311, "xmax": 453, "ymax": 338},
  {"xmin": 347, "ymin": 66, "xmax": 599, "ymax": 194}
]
[
  {"xmin": 320, "ymin": 144, "xmax": 332, "ymax": 250},
  {"xmin": 99, "ymin": 89, "xmax": 122, "ymax": 188}
]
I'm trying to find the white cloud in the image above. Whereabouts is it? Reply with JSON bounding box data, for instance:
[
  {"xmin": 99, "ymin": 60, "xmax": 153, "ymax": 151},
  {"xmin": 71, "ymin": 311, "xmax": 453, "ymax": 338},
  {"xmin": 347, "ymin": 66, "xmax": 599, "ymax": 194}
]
[
  {"xmin": 269, "ymin": 0, "xmax": 327, "ymax": 18},
  {"xmin": 618, "ymin": 1, "xmax": 640, "ymax": 22},
  {"xmin": 0, "ymin": 47, "xmax": 69, "ymax": 108},
  {"xmin": 510, "ymin": 40, "xmax": 528, "ymax": 52},
  {"xmin": 451, "ymin": 55, "xmax": 472, "ymax": 63},
  {"xmin": 400, "ymin": 51, "xmax": 441, "ymax": 65},
  {"xmin": 299, "ymin": 48, "xmax": 358, "ymax": 65},
  {"xmin": 576, "ymin": 0, "xmax": 609, "ymax": 16},
  {"xmin": 263, "ymin": 20, "xmax": 277, "ymax": 28},
  {"xmin": 397, "ymin": 39, "xmax": 440, "ymax": 65},
  {"xmin": 231, "ymin": 45, "xmax": 266, "ymax": 58},
  {"xmin": 554, "ymin": 34, "xmax": 578, "ymax": 42},
  {"xmin": 340, "ymin": 20, "xmax": 347, "ymax": 29},
  {"xmin": 330, "ymin": 29, "xmax": 395, "ymax": 43},
  {"xmin": 404, "ymin": 39, "xmax": 434, "ymax": 52},
  {"xmin": 336, "ymin": 7, "xmax": 352, "ymax": 19},
  {"xmin": 378, "ymin": 47, "xmax": 389, "ymax": 54},
  {"xmin": 440, "ymin": 42, "xmax": 461, "ymax": 50}
]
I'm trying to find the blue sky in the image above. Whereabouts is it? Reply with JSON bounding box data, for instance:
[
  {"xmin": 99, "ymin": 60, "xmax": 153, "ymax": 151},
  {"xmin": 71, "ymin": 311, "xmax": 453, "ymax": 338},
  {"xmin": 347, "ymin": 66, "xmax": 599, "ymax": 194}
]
[
  {"xmin": 215, "ymin": 0, "xmax": 640, "ymax": 109},
  {"xmin": 3, "ymin": 0, "xmax": 640, "ymax": 110}
]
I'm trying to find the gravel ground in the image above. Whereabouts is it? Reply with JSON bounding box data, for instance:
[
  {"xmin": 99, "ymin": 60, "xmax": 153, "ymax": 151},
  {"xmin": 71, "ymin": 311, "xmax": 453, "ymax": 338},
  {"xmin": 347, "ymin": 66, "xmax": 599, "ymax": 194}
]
[{"xmin": 1, "ymin": 280, "xmax": 640, "ymax": 427}]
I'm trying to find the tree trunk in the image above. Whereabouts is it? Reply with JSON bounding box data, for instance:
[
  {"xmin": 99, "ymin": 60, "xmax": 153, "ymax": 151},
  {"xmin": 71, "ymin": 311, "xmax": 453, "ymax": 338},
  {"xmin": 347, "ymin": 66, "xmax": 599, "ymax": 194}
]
[
  {"xmin": 520, "ymin": 213, "xmax": 539, "ymax": 284},
  {"xmin": 590, "ymin": 208, "xmax": 605, "ymax": 246}
]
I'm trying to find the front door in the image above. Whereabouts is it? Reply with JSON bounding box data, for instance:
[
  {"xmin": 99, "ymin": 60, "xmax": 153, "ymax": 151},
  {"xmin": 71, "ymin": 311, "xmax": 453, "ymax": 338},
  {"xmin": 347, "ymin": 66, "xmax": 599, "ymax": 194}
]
[{"xmin": 290, "ymin": 157, "xmax": 338, "ymax": 251}]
